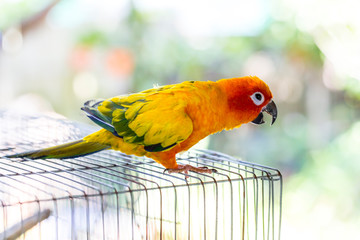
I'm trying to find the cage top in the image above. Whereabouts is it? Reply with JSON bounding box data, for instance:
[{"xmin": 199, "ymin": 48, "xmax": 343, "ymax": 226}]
[{"xmin": 0, "ymin": 111, "xmax": 281, "ymax": 206}]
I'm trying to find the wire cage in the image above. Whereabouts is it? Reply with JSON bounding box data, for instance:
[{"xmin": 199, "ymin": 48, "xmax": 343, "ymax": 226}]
[{"xmin": 0, "ymin": 111, "xmax": 282, "ymax": 240}]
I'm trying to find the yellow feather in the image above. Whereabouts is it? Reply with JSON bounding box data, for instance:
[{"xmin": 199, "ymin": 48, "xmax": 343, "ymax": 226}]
[{"xmin": 124, "ymin": 101, "xmax": 144, "ymax": 120}]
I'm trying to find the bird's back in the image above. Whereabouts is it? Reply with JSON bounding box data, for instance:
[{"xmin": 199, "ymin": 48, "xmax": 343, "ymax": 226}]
[{"xmin": 84, "ymin": 80, "xmax": 229, "ymax": 157}]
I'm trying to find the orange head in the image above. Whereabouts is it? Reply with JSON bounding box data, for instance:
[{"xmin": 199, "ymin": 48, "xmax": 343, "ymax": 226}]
[{"xmin": 218, "ymin": 76, "xmax": 277, "ymax": 125}]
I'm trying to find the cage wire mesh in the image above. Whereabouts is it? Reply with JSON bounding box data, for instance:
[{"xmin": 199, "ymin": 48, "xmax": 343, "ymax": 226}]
[{"xmin": 0, "ymin": 111, "xmax": 282, "ymax": 240}]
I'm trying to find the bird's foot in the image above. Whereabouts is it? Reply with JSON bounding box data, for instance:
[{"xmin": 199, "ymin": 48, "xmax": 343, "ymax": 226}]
[{"xmin": 164, "ymin": 164, "xmax": 217, "ymax": 177}]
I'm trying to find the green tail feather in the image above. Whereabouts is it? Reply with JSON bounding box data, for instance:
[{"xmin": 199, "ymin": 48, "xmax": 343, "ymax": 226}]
[{"xmin": 6, "ymin": 140, "xmax": 109, "ymax": 159}]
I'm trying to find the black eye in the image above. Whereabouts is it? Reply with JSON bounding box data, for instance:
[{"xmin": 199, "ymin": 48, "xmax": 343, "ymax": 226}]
[
  {"xmin": 251, "ymin": 92, "xmax": 265, "ymax": 106},
  {"xmin": 255, "ymin": 93, "xmax": 262, "ymax": 101}
]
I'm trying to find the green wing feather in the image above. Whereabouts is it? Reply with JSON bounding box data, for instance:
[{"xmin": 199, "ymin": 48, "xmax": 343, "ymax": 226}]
[{"xmin": 83, "ymin": 86, "xmax": 194, "ymax": 152}]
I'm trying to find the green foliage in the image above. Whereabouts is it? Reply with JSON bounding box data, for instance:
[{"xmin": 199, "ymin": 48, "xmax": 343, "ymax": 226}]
[
  {"xmin": 78, "ymin": 30, "xmax": 109, "ymax": 47},
  {"xmin": 288, "ymin": 121, "xmax": 360, "ymax": 219}
]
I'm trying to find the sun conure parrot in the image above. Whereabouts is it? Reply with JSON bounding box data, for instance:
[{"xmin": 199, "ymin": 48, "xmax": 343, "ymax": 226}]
[{"xmin": 6, "ymin": 76, "xmax": 277, "ymax": 175}]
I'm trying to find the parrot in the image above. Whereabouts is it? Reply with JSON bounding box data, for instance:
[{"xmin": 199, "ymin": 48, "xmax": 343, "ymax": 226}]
[{"xmin": 6, "ymin": 76, "xmax": 277, "ymax": 175}]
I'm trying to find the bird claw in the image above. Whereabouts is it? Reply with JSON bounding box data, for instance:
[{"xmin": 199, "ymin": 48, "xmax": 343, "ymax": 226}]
[
  {"xmin": 163, "ymin": 164, "xmax": 217, "ymax": 177},
  {"xmin": 194, "ymin": 166, "xmax": 218, "ymax": 173}
]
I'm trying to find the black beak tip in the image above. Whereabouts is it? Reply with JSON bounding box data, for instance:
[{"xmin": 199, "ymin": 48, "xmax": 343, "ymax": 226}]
[
  {"xmin": 265, "ymin": 100, "xmax": 277, "ymax": 126},
  {"xmin": 271, "ymin": 115, "xmax": 277, "ymax": 125}
]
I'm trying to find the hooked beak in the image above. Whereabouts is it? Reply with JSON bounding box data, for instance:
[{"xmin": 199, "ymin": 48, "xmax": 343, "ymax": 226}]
[{"xmin": 251, "ymin": 100, "xmax": 278, "ymax": 125}]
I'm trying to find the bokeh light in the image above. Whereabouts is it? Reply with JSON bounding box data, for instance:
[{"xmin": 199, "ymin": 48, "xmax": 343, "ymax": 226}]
[
  {"xmin": 73, "ymin": 72, "xmax": 98, "ymax": 100},
  {"xmin": 2, "ymin": 27, "xmax": 23, "ymax": 53}
]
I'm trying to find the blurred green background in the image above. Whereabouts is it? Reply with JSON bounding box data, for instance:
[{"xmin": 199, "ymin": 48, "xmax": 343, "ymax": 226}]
[{"xmin": 1, "ymin": 0, "xmax": 359, "ymax": 239}]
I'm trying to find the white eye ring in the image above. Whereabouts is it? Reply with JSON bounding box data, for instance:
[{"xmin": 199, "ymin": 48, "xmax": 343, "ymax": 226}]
[{"xmin": 250, "ymin": 92, "xmax": 265, "ymax": 106}]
